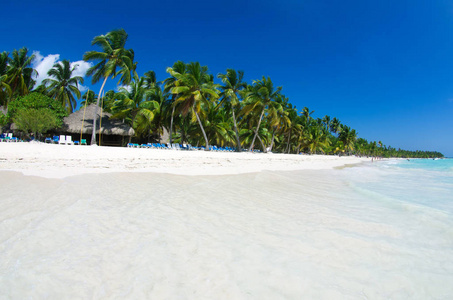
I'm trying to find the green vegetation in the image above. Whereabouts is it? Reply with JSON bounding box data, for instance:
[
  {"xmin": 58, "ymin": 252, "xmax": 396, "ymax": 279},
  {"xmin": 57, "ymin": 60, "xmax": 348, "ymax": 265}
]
[
  {"xmin": 13, "ymin": 108, "xmax": 58, "ymax": 138},
  {"xmin": 41, "ymin": 59, "xmax": 84, "ymax": 113},
  {"xmin": 83, "ymin": 28, "xmax": 136, "ymax": 145},
  {"xmin": 6, "ymin": 93, "xmax": 67, "ymax": 138},
  {"xmin": 0, "ymin": 112, "xmax": 6, "ymax": 127},
  {"xmin": 0, "ymin": 29, "xmax": 444, "ymax": 158},
  {"xmin": 7, "ymin": 92, "xmax": 67, "ymax": 123},
  {"xmin": 5, "ymin": 92, "xmax": 68, "ymax": 137}
]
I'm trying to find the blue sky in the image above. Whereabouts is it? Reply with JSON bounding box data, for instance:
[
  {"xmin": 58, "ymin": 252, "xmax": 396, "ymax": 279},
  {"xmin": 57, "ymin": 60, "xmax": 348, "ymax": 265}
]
[{"xmin": 3, "ymin": 0, "xmax": 453, "ymax": 156}]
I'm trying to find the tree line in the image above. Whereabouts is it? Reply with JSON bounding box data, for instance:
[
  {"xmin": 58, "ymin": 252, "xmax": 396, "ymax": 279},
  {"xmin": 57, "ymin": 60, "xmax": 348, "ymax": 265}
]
[{"xmin": 0, "ymin": 29, "xmax": 444, "ymax": 158}]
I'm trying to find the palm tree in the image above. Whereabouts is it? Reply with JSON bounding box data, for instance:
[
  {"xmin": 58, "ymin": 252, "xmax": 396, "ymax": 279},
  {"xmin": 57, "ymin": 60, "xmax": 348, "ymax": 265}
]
[
  {"xmin": 283, "ymin": 103, "xmax": 299, "ymax": 153},
  {"xmin": 267, "ymin": 94, "xmax": 290, "ymax": 152},
  {"xmin": 83, "ymin": 29, "xmax": 136, "ymax": 145},
  {"xmin": 147, "ymin": 85, "xmax": 169, "ymax": 141},
  {"xmin": 338, "ymin": 125, "xmax": 357, "ymax": 155},
  {"xmin": 166, "ymin": 62, "xmax": 219, "ymax": 150},
  {"xmin": 217, "ymin": 69, "xmax": 246, "ymax": 151},
  {"xmin": 0, "ymin": 52, "xmax": 12, "ymax": 106},
  {"xmin": 6, "ymin": 48, "xmax": 37, "ymax": 99},
  {"xmin": 0, "ymin": 52, "xmax": 8, "ymax": 76},
  {"xmin": 111, "ymin": 74, "xmax": 159, "ymax": 138},
  {"xmin": 164, "ymin": 61, "xmax": 187, "ymax": 146},
  {"xmin": 80, "ymin": 90, "xmax": 98, "ymax": 106},
  {"xmin": 242, "ymin": 76, "xmax": 282, "ymax": 152},
  {"xmin": 42, "ymin": 60, "xmax": 84, "ymax": 113},
  {"xmin": 204, "ymin": 103, "xmax": 235, "ymax": 147},
  {"xmin": 102, "ymin": 90, "xmax": 117, "ymax": 113},
  {"xmin": 304, "ymin": 123, "xmax": 331, "ymax": 154},
  {"xmin": 322, "ymin": 115, "xmax": 331, "ymax": 133},
  {"xmin": 301, "ymin": 106, "xmax": 314, "ymax": 126},
  {"xmin": 330, "ymin": 117, "xmax": 341, "ymax": 135},
  {"xmin": 240, "ymin": 126, "xmax": 271, "ymax": 152},
  {"xmin": 143, "ymin": 70, "xmax": 157, "ymax": 90}
]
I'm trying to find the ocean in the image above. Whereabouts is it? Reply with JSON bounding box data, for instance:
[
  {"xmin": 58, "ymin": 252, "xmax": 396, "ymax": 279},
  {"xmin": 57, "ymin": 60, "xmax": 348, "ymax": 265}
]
[{"xmin": 1, "ymin": 159, "xmax": 452, "ymax": 299}]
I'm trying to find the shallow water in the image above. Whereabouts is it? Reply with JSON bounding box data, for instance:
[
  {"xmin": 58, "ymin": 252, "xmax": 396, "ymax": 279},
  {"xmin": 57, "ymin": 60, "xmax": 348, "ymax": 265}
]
[{"xmin": 1, "ymin": 160, "xmax": 452, "ymax": 299}]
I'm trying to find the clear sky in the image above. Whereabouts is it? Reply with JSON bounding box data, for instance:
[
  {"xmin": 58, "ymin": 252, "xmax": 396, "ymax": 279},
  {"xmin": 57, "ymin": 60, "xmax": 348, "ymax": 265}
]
[{"xmin": 3, "ymin": 0, "xmax": 453, "ymax": 156}]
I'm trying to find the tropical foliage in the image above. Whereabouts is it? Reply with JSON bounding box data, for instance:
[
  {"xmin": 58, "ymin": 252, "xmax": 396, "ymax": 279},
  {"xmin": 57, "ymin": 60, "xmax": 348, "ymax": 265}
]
[
  {"xmin": 13, "ymin": 108, "xmax": 59, "ymax": 138},
  {"xmin": 6, "ymin": 92, "xmax": 67, "ymax": 125},
  {"xmin": 6, "ymin": 92, "xmax": 67, "ymax": 138},
  {"xmin": 83, "ymin": 28, "xmax": 136, "ymax": 145},
  {"xmin": 111, "ymin": 74, "xmax": 160, "ymax": 137},
  {"xmin": 0, "ymin": 29, "xmax": 444, "ymax": 158},
  {"xmin": 0, "ymin": 48, "xmax": 37, "ymax": 106},
  {"xmin": 41, "ymin": 59, "xmax": 84, "ymax": 113}
]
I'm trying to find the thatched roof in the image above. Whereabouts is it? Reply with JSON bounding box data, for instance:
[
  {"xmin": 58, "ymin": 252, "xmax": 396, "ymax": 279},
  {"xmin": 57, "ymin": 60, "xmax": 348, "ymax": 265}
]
[{"xmin": 62, "ymin": 104, "xmax": 134, "ymax": 136}]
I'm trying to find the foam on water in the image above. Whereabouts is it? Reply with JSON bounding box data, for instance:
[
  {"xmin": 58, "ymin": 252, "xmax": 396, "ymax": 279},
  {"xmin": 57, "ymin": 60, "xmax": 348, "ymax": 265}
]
[{"xmin": 1, "ymin": 160, "xmax": 452, "ymax": 299}]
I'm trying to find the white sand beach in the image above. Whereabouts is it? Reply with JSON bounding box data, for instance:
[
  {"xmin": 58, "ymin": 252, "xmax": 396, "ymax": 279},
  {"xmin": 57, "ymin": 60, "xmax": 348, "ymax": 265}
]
[
  {"xmin": 0, "ymin": 142, "xmax": 368, "ymax": 178},
  {"xmin": 2, "ymin": 143, "xmax": 451, "ymax": 299}
]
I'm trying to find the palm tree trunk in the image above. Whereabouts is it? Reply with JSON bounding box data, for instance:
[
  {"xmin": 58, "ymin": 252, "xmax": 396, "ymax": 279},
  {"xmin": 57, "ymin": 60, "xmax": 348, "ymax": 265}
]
[
  {"xmin": 286, "ymin": 127, "xmax": 292, "ymax": 154},
  {"xmin": 257, "ymin": 135, "xmax": 267, "ymax": 153},
  {"xmin": 270, "ymin": 127, "xmax": 276, "ymax": 152},
  {"xmin": 91, "ymin": 76, "xmax": 108, "ymax": 146},
  {"xmin": 169, "ymin": 104, "xmax": 175, "ymax": 146},
  {"xmin": 193, "ymin": 105, "xmax": 209, "ymax": 151},
  {"xmin": 250, "ymin": 108, "xmax": 265, "ymax": 152},
  {"xmin": 231, "ymin": 109, "xmax": 242, "ymax": 152}
]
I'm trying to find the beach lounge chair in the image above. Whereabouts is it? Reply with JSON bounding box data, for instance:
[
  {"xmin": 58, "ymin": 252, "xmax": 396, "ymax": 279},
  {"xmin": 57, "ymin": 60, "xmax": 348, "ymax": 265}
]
[
  {"xmin": 59, "ymin": 135, "xmax": 66, "ymax": 144},
  {"xmin": 7, "ymin": 133, "xmax": 19, "ymax": 142},
  {"xmin": 45, "ymin": 137, "xmax": 52, "ymax": 143},
  {"xmin": 1, "ymin": 133, "xmax": 8, "ymax": 142},
  {"xmin": 81, "ymin": 139, "xmax": 87, "ymax": 145},
  {"xmin": 66, "ymin": 135, "xmax": 73, "ymax": 145}
]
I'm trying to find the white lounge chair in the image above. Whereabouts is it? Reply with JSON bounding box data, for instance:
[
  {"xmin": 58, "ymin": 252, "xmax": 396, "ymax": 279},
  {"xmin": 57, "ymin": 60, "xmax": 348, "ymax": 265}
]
[
  {"xmin": 66, "ymin": 135, "xmax": 73, "ymax": 145},
  {"xmin": 59, "ymin": 135, "xmax": 66, "ymax": 144}
]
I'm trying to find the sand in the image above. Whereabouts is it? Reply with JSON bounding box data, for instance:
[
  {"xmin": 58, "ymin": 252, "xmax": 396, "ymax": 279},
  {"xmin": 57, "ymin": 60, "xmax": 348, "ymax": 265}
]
[
  {"xmin": 0, "ymin": 142, "xmax": 368, "ymax": 178},
  {"xmin": 2, "ymin": 142, "xmax": 452, "ymax": 298}
]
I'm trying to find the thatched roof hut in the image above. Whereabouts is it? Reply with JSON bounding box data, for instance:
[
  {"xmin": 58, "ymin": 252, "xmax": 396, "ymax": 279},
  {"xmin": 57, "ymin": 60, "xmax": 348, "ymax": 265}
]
[{"xmin": 62, "ymin": 104, "xmax": 134, "ymax": 136}]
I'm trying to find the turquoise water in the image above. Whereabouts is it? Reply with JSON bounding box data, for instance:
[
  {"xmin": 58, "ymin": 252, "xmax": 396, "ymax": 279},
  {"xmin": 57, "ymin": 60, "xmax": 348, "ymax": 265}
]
[
  {"xmin": 1, "ymin": 159, "xmax": 453, "ymax": 298},
  {"xmin": 347, "ymin": 159, "xmax": 453, "ymax": 213}
]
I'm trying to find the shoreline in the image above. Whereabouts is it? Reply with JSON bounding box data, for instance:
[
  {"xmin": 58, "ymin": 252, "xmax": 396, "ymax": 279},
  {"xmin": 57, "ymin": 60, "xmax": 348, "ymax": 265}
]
[{"xmin": 0, "ymin": 142, "xmax": 370, "ymax": 179}]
